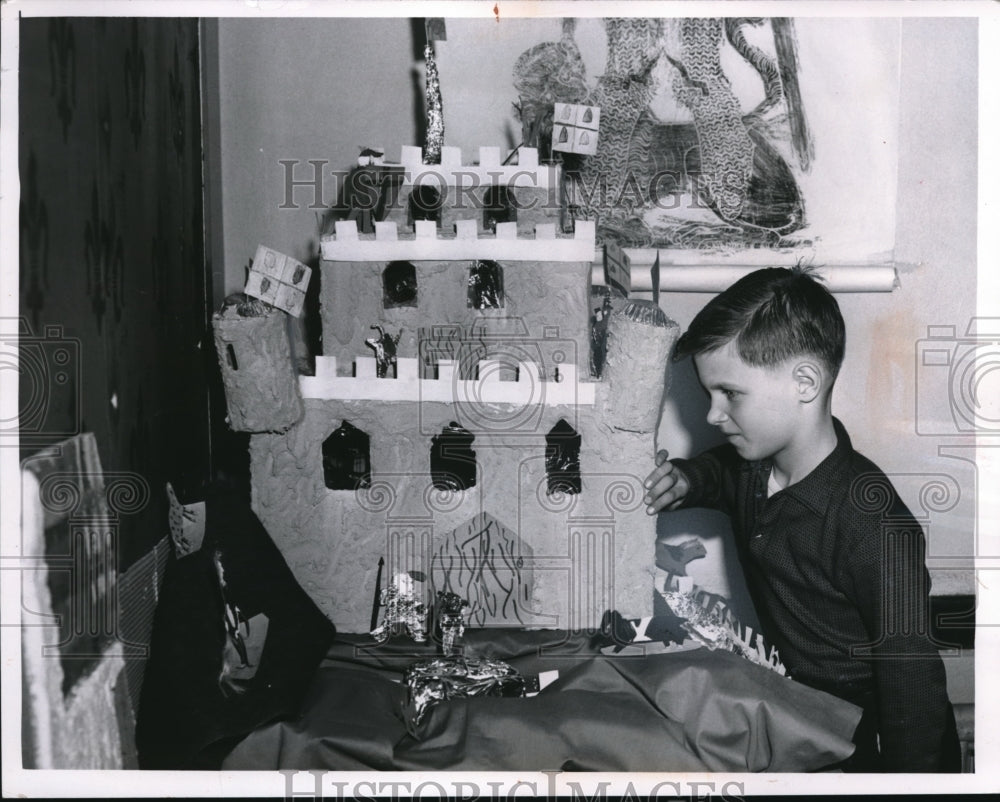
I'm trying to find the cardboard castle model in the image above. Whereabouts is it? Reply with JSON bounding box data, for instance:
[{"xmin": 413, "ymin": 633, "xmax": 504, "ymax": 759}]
[{"xmin": 224, "ymin": 146, "xmax": 679, "ymax": 633}]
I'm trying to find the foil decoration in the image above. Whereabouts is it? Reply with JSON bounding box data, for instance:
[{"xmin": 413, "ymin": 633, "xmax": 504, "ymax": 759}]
[
  {"xmin": 434, "ymin": 591, "xmax": 469, "ymax": 655},
  {"xmin": 221, "ymin": 292, "xmax": 270, "ymax": 318},
  {"xmin": 467, "ymin": 260, "xmax": 504, "ymax": 310},
  {"xmin": 364, "ymin": 324, "xmax": 401, "ymax": 378},
  {"xmin": 424, "ymin": 42, "xmax": 444, "ymax": 165},
  {"xmin": 404, "ymin": 656, "xmax": 525, "ymax": 730},
  {"xmin": 371, "ymin": 572, "xmax": 428, "ymax": 643},
  {"xmin": 659, "ymin": 584, "xmax": 786, "ymax": 674},
  {"xmin": 620, "ymin": 298, "xmax": 673, "ymax": 328}
]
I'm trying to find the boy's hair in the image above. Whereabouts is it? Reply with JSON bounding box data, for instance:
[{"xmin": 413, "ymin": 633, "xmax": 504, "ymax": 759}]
[{"xmin": 673, "ymin": 266, "xmax": 846, "ymax": 379}]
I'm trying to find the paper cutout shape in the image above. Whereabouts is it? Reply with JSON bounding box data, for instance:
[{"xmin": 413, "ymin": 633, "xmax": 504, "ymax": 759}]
[
  {"xmin": 552, "ymin": 103, "xmax": 601, "ymax": 155},
  {"xmin": 603, "ymin": 241, "xmax": 631, "ymax": 298},
  {"xmin": 244, "ymin": 245, "xmax": 312, "ymax": 317}
]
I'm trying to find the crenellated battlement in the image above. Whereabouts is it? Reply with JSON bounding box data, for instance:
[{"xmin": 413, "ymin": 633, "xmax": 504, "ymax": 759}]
[
  {"xmin": 300, "ymin": 355, "xmax": 595, "ymax": 406},
  {"xmin": 321, "ymin": 218, "xmax": 595, "ymax": 262},
  {"xmin": 398, "ymin": 145, "xmax": 558, "ymax": 189}
]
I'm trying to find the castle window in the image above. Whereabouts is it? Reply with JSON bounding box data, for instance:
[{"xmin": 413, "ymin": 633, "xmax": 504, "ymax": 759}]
[
  {"xmin": 431, "ymin": 422, "xmax": 476, "ymax": 491},
  {"xmin": 323, "ymin": 421, "xmax": 372, "ymax": 490},
  {"xmin": 545, "ymin": 419, "xmax": 581, "ymax": 495},
  {"xmin": 468, "ymin": 260, "xmax": 504, "ymax": 310},
  {"xmin": 408, "ymin": 184, "xmax": 443, "ymax": 226},
  {"xmin": 383, "ymin": 261, "xmax": 417, "ymax": 308},
  {"xmin": 482, "ymin": 185, "xmax": 517, "ymax": 232}
]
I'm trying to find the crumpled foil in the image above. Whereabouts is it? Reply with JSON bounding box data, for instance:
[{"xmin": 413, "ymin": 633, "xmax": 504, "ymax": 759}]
[
  {"xmin": 620, "ymin": 298, "xmax": 675, "ymax": 329},
  {"xmin": 221, "ymin": 292, "xmax": 270, "ymax": 318},
  {"xmin": 468, "ymin": 261, "xmax": 504, "ymax": 310},
  {"xmin": 404, "ymin": 656, "xmax": 525, "ymax": 730}
]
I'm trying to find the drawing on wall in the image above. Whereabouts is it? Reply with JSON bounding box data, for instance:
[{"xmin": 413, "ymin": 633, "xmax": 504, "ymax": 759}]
[
  {"xmin": 438, "ymin": 17, "xmax": 901, "ymax": 262},
  {"xmin": 514, "ymin": 18, "xmax": 812, "ymax": 249},
  {"xmin": 431, "ymin": 512, "xmax": 533, "ymax": 627}
]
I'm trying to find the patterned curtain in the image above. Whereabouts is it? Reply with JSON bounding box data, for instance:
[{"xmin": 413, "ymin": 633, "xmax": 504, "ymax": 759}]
[{"xmin": 19, "ymin": 18, "xmax": 212, "ymax": 569}]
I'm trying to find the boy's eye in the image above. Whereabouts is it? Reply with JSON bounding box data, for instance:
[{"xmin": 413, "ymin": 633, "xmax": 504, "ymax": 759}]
[{"xmin": 722, "ymin": 389, "xmax": 739, "ymax": 401}]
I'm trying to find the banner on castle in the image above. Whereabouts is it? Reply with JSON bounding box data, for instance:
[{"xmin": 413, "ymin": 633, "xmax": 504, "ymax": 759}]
[
  {"xmin": 244, "ymin": 245, "xmax": 312, "ymax": 318},
  {"xmin": 603, "ymin": 242, "xmax": 630, "ymax": 298}
]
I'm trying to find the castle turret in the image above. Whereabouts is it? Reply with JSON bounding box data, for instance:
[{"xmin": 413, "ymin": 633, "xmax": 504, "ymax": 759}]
[
  {"xmin": 213, "ymin": 302, "xmax": 303, "ymax": 433},
  {"xmin": 601, "ymin": 300, "xmax": 679, "ymax": 433}
]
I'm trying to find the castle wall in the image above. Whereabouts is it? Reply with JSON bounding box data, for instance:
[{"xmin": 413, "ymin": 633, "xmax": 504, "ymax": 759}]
[
  {"xmin": 320, "ymin": 258, "xmax": 592, "ymax": 376},
  {"xmin": 388, "ymin": 146, "xmax": 562, "ymax": 236},
  {"xmin": 250, "ymin": 389, "xmax": 660, "ymax": 633}
]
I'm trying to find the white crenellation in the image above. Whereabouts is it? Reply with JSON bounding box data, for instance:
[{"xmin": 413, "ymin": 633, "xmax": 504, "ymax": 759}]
[
  {"xmin": 321, "ymin": 219, "xmax": 594, "ymax": 262},
  {"xmin": 398, "ymin": 145, "xmax": 553, "ymax": 188},
  {"xmin": 301, "ymin": 356, "xmax": 595, "ymax": 406}
]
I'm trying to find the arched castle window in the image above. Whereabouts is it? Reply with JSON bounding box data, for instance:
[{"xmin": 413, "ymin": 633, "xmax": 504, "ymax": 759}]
[
  {"xmin": 545, "ymin": 419, "xmax": 581, "ymax": 495},
  {"xmin": 323, "ymin": 421, "xmax": 372, "ymax": 490},
  {"xmin": 431, "ymin": 422, "xmax": 476, "ymax": 491},
  {"xmin": 482, "ymin": 185, "xmax": 517, "ymax": 232},
  {"xmin": 408, "ymin": 184, "xmax": 443, "ymax": 226},
  {"xmin": 468, "ymin": 260, "xmax": 504, "ymax": 310},
  {"xmin": 383, "ymin": 261, "xmax": 417, "ymax": 308}
]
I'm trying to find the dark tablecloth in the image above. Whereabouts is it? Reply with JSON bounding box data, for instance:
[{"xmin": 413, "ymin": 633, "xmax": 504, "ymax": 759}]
[{"xmin": 222, "ymin": 629, "xmax": 861, "ymax": 772}]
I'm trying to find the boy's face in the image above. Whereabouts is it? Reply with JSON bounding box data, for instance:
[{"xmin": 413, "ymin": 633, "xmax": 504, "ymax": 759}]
[{"xmin": 693, "ymin": 341, "xmax": 804, "ymax": 463}]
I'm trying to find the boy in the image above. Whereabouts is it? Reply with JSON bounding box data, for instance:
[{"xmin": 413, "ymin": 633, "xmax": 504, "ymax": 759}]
[{"xmin": 643, "ymin": 267, "xmax": 959, "ymax": 772}]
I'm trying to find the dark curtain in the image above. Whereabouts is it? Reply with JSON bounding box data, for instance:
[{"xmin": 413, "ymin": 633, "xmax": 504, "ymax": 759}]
[{"xmin": 19, "ymin": 17, "xmax": 213, "ymax": 569}]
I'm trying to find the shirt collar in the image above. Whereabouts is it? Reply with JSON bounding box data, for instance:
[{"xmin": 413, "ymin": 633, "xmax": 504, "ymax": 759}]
[{"xmin": 755, "ymin": 417, "xmax": 853, "ymax": 515}]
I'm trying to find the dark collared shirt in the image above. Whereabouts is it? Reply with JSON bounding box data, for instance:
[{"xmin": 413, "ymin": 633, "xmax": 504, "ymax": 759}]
[{"xmin": 673, "ymin": 418, "xmax": 957, "ymax": 772}]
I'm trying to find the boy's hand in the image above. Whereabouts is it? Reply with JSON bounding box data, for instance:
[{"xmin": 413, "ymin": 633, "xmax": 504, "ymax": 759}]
[{"xmin": 643, "ymin": 450, "xmax": 690, "ymax": 514}]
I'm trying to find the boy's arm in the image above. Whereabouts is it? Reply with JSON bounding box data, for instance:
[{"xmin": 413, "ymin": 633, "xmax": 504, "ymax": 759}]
[
  {"xmin": 839, "ymin": 495, "xmax": 957, "ymax": 772},
  {"xmin": 644, "ymin": 444, "xmax": 741, "ymax": 516}
]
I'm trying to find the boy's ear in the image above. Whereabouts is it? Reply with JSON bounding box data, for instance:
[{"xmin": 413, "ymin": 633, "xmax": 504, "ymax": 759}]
[{"xmin": 792, "ymin": 360, "xmax": 825, "ymax": 403}]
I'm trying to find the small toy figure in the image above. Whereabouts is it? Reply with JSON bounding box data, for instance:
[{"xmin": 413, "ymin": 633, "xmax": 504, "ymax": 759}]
[
  {"xmin": 365, "ymin": 324, "xmax": 401, "ymax": 378},
  {"xmin": 467, "ymin": 260, "xmax": 504, "ymax": 309},
  {"xmin": 434, "ymin": 591, "xmax": 470, "ymax": 655},
  {"xmin": 589, "ymin": 290, "xmax": 613, "ymax": 378},
  {"xmin": 371, "ymin": 572, "xmax": 428, "ymax": 643}
]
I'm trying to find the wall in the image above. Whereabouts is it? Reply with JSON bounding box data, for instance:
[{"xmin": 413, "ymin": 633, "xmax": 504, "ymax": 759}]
[
  {"xmin": 209, "ymin": 16, "xmax": 979, "ymax": 617},
  {"xmin": 213, "ymin": 17, "xmax": 419, "ymax": 288}
]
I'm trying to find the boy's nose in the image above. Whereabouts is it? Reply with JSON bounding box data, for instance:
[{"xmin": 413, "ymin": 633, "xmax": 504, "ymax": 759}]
[{"xmin": 706, "ymin": 402, "xmax": 728, "ymax": 426}]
